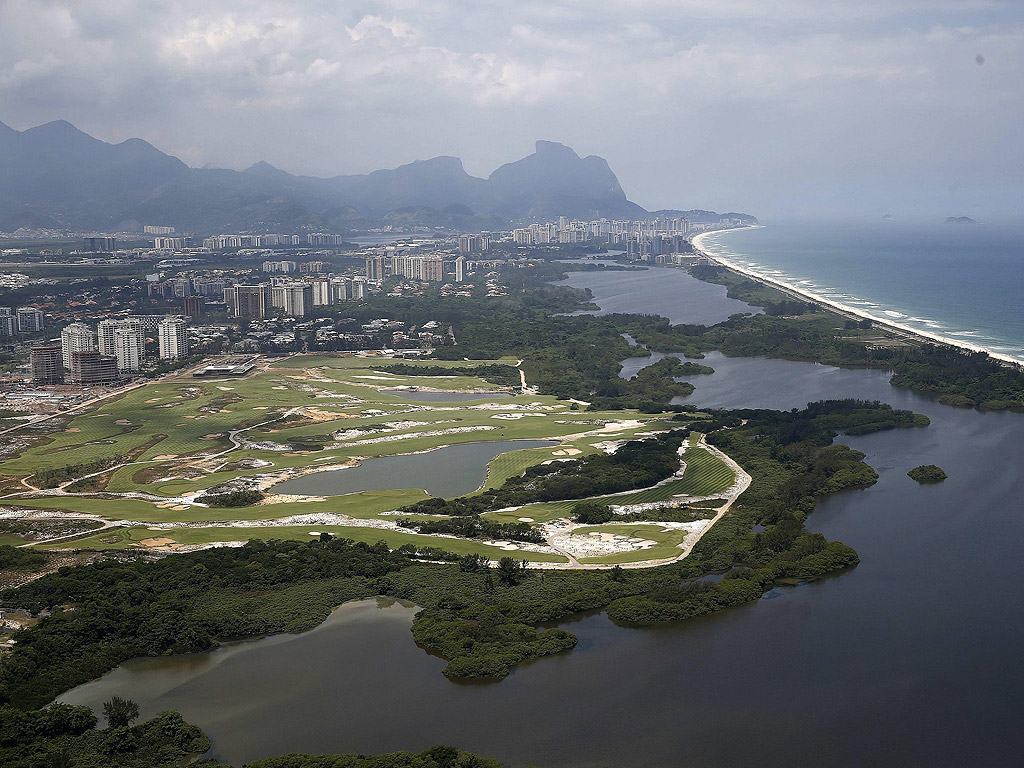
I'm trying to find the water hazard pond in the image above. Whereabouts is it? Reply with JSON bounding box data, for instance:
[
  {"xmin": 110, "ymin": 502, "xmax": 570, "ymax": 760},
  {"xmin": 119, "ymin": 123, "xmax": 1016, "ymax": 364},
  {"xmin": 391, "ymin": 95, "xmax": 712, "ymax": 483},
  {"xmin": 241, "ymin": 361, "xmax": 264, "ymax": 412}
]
[{"xmin": 273, "ymin": 439, "xmax": 556, "ymax": 498}]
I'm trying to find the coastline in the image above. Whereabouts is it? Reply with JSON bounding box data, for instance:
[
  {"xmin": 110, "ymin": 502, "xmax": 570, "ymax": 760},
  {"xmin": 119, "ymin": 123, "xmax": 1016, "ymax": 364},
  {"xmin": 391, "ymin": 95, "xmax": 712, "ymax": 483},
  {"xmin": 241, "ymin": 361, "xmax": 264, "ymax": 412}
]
[{"xmin": 691, "ymin": 227, "xmax": 1023, "ymax": 368}]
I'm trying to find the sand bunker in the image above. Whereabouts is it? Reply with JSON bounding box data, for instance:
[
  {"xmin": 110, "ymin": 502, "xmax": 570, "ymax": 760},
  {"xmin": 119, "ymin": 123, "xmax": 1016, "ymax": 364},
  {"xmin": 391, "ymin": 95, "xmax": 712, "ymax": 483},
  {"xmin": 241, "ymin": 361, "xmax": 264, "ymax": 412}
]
[{"xmin": 139, "ymin": 537, "xmax": 177, "ymax": 548}]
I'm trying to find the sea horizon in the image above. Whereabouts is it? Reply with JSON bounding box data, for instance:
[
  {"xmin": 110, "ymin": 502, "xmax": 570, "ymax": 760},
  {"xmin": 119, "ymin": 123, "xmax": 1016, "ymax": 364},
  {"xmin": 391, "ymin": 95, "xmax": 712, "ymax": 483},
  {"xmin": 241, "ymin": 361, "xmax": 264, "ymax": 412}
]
[{"xmin": 696, "ymin": 218, "xmax": 1024, "ymax": 365}]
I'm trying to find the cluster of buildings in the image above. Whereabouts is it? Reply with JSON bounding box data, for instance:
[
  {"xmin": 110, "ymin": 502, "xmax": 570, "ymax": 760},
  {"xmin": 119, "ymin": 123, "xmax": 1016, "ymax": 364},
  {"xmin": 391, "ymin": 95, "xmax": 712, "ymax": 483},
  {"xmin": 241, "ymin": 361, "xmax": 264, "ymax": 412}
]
[
  {"xmin": 223, "ymin": 276, "xmax": 369, "ymax": 320},
  {"xmin": 201, "ymin": 233, "xmax": 346, "ymax": 250},
  {"xmin": 511, "ymin": 216, "xmax": 746, "ymax": 246},
  {"xmin": 0, "ymin": 307, "xmax": 45, "ymax": 336},
  {"xmin": 28, "ymin": 315, "xmax": 190, "ymax": 385}
]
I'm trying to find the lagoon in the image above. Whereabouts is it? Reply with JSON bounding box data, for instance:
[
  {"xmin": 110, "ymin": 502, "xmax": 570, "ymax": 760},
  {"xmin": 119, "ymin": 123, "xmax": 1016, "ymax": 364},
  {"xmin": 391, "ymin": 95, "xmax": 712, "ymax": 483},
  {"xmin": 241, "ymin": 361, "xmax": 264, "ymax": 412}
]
[{"xmin": 273, "ymin": 439, "xmax": 556, "ymax": 498}]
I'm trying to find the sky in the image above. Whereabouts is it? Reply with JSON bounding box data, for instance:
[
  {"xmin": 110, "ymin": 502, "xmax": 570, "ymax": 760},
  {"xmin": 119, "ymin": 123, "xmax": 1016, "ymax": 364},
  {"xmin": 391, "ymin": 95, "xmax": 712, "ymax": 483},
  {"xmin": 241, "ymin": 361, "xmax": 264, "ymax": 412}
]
[{"xmin": 1, "ymin": 0, "xmax": 1022, "ymax": 220}]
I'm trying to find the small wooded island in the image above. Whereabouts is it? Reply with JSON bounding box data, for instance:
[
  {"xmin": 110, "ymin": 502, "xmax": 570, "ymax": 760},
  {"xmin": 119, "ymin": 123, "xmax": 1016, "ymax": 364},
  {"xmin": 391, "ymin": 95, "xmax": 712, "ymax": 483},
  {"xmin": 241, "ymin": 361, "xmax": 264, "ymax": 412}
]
[{"xmin": 908, "ymin": 465, "xmax": 948, "ymax": 483}]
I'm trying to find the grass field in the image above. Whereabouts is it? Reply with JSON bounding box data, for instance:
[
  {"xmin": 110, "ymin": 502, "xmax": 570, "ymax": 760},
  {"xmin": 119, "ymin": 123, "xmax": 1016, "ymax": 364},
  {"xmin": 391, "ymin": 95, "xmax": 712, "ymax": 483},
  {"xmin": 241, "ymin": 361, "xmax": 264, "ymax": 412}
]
[{"xmin": 3, "ymin": 354, "xmax": 716, "ymax": 563}]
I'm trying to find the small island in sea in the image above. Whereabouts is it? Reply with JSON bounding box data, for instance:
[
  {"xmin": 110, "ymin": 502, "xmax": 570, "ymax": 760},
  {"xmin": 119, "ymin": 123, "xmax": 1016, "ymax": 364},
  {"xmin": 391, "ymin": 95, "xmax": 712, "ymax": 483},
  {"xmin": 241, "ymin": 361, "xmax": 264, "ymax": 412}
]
[
  {"xmin": 945, "ymin": 216, "xmax": 979, "ymax": 224},
  {"xmin": 908, "ymin": 465, "xmax": 948, "ymax": 483}
]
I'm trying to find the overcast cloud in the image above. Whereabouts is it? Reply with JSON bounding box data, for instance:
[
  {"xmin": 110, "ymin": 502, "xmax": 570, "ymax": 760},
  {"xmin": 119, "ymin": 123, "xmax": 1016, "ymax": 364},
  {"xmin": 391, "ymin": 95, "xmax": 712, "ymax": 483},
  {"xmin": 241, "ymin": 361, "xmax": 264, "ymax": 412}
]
[{"xmin": 1, "ymin": 0, "xmax": 1021, "ymax": 219}]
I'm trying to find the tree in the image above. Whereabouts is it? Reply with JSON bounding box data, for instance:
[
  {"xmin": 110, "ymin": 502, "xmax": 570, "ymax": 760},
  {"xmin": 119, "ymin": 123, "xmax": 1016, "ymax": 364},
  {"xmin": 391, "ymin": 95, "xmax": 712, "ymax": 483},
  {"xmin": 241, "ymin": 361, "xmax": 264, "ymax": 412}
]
[
  {"xmin": 609, "ymin": 564, "xmax": 626, "ymax": 582},
  {"xmin": 572, "ymin": 501, "xmax": 614, "ymax": 525},
  {"xmin": 459, "ymin": 553, "xmax": 490, "ymax": 572},
  {"xmin": 496, "ymin": 557, "xmax": 527, "ymax": 586},
  {"xmin": 102, "ymin": 697, "xmax": 139, "ymax": 728}
]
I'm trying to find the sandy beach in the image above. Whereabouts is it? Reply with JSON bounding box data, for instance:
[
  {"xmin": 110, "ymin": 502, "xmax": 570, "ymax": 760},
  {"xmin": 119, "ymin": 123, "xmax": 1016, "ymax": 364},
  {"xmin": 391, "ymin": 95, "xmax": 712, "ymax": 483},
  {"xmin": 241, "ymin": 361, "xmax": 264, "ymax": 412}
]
[{"xmin": 692, "ymin": 227, "xmax": 1022, "ymax": 367}]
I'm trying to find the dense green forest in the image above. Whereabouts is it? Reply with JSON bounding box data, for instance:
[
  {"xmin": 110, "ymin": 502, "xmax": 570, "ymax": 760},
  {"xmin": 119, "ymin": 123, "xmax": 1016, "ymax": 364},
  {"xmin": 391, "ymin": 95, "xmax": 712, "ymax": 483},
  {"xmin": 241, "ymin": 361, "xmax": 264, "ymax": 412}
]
[
  {"xmin": 0, "ymin": 705, "xmax": 213, "ymax": 768},
  {"xmin": 0, "ymin": 702, "xmax": 497, "ymax": 768}
]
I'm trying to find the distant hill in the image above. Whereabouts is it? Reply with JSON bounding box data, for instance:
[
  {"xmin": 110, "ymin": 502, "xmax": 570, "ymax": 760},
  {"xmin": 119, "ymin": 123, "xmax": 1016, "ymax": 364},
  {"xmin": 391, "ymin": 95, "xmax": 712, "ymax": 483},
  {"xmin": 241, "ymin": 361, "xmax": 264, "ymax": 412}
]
[
  {"xmin": 945, "ymin": 216, "xmax": 979, "ymax": 225},
  {"xmin": 0, "ymin": 120, "xmax": 755, "ymax": 233},
  {"xmin": 487, "ymin": 141, "xmax": 645, "ymax": 220}
]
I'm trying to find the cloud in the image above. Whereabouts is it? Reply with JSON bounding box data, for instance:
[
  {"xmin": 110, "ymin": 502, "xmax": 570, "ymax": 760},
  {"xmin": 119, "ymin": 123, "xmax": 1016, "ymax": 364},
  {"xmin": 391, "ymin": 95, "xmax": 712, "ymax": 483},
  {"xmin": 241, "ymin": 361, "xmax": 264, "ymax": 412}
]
[{"xmin": 0, "ymin": 0, "xmax": 1021, "ymax": 216}]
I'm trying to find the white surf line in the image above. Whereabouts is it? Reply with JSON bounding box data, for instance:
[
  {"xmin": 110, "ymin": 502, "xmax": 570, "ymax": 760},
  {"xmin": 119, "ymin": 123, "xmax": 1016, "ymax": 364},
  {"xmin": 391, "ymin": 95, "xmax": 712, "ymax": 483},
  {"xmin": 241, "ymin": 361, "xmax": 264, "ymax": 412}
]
[{"xmin": 692, "ymin": 228, "xmax": 1024, "ymax": 368}]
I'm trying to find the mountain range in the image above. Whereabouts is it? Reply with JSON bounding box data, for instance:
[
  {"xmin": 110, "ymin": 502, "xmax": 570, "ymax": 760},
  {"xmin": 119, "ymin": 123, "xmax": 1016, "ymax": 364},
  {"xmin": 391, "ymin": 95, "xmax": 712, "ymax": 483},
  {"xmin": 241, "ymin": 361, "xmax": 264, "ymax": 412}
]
[{"xmin": 0, "ymin": 119, "xmax": 755, "ymax": 233}]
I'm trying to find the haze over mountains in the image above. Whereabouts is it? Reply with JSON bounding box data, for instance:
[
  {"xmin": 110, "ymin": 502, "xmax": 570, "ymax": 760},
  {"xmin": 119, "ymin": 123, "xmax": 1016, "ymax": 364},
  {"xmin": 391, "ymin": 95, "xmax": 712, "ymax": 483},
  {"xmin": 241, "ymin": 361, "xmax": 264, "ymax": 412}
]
[{"xmin": 0, "ymin": 119, "xmax": 754, "ymax": 233}]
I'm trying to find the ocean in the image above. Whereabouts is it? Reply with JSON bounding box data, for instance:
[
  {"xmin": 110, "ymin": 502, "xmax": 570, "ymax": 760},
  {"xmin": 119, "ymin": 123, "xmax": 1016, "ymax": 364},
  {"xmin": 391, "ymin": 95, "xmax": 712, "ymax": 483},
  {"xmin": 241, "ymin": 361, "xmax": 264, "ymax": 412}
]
[{"xmin": 698, "ymin": 220, "xmax": 1024, "ymax": 363}]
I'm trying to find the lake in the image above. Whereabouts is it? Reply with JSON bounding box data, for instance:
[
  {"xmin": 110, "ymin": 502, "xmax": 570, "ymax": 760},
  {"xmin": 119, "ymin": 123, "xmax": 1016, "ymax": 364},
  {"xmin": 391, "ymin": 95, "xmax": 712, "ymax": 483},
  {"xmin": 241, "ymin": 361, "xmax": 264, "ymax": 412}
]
[
  {"xmin": 59, "ymin": 264, "xmax": 1024, "ymax": 767},
  {"xmin": 554, "ymin": 261, "xmax": 759, "ymax": 325},
  {"xmin": 272, "ymin": 439, "xmax": 556, "ymax": 498}
]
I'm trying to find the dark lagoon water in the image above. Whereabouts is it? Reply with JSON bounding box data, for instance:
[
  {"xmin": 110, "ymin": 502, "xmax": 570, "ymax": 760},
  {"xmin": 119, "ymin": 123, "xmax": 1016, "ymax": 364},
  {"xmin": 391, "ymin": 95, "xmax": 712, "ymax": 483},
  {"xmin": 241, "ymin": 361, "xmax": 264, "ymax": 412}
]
[
  {"xmin": 273, "ymin": 439, "xmax": 556, "ymax": 498},
  {"xmin": 555, "ymin": 262, "xmax": 758, "ymax": 325},
  {"xmin": 381, "ymin": 389, "xmax": 512, "ymax": 402},
  {"xmin": 59, "ymin": 261, "xmax": 1024, "ymax": 767}
]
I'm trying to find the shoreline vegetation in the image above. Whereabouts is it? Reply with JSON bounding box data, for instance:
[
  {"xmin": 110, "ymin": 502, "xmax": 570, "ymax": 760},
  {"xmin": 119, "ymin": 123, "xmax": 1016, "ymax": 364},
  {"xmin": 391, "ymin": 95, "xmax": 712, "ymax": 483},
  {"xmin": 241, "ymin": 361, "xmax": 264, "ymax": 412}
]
[{"xmin": 908, "ymin": 464, "xmax": 947, "ymax": 483}]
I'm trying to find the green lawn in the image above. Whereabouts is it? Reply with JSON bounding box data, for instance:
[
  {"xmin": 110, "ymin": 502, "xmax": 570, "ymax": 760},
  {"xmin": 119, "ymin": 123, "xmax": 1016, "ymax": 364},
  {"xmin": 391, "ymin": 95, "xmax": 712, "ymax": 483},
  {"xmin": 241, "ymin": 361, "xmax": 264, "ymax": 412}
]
[{"xmin": 0, "ymin": 356, "xmax": 725, "ymax": 560}]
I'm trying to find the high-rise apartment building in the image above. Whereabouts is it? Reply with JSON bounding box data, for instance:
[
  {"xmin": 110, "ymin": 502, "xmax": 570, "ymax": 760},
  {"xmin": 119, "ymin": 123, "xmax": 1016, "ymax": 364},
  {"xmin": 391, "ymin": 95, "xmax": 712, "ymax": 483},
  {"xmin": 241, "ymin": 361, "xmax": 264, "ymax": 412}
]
[
  {"xmin": 458, "ymin": 235, "xmax": 489, "ymax": 253},
  {"xmin": 158, "ymin": 317, "xmax": 188, "ymax": 360},
  {"xmin": 183, "ymin": 296, "xmax": 204, "ymax": 318},
  {"xmin": 30, "ymin": 345, "xmax": 64, "ymax": 384},
  {"xmin": 112, "ymin": 326, "xmax": 145, "ymax": 371},
  {"xmin": 0, "ymin": 308, "xmax": 16, "ymax": 337},
  {"xmin": 271, "ymin": 284, "xmax": 312, "ymax": 317},
  {"xmin": 365, "ymin": 255, "xmax": 386, "ymax": 282},
  {"xmin": 61, "ymin": 322, "xmax": 97, "ymax": 369},
  {"xmin": 455, "ymin": 256, "xmax": 466, "ymax": 283},
  {"xmin": 310, "ymin": 278, "xmax": 332, "ymax": 307},
  {"xmin": 84, "ymin": 236, "xmax": 117, "ymax": 251},
  {"xmin": 69, "ymin": 350, "xmax": 119, "ymax": 385},
  {"xmin": 224, "ymin": 285, "xmax": 271, "ymax": 318},
  {"xmin": 98, "ymin": 319, "xmax": 145, "ymax": 371},
  {"xmin": 16, "ymin": 307, "xmax": 44, "ymax": 333},
  {"xmin": 390, "ymin": 255, "xmax": 445, "ymax": 282}
]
